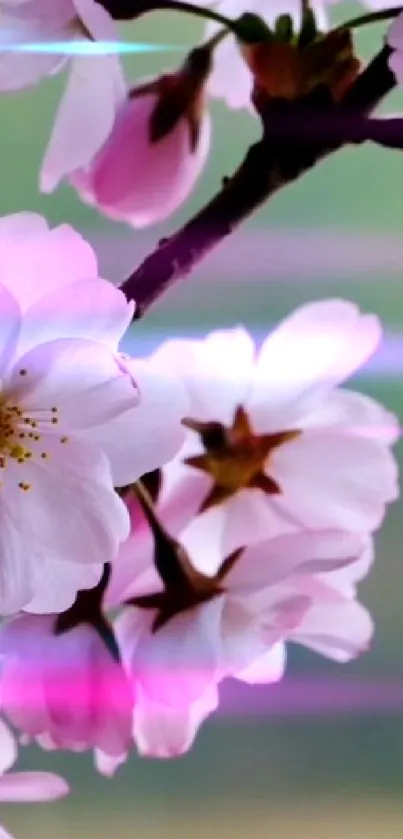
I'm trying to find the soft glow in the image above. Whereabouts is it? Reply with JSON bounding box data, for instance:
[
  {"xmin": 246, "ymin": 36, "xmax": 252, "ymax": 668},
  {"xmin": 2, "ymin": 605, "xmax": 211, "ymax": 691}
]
[{"xmin": 0, "ymin": 40, "xmax": 183, "ymax": 55}]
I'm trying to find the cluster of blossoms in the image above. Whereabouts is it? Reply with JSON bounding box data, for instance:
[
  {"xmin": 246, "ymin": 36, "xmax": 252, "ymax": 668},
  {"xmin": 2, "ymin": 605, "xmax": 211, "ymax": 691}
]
[
  {"xmin": 0, "ymin": 0, "xmax": 402, "ymax": 835},
  {"xmin": 1, "ymin": 0, "xmax": 403, "ymax": 227},
  {"xmin": 0, "ymin": 215, "xmax": 399, "ymax": 835}
]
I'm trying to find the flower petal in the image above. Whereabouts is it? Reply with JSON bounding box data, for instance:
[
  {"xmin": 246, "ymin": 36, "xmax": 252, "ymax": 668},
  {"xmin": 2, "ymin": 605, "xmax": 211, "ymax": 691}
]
[
  {"xmin": 133, "ymin": 683, "xmax": 218, "ymax": 759},
  {"xmin": 94, "ymin": 748, "xmax": 127, "ymax": 777},
  {"xmin": 293, "ymin": 598, "xmax": 373, "ymax": 662},
  {"xmin": 0, "ymin": 719, "xmax": 17, "ymax": 775},
  {"xmin": 299, "ymin": 388, "xmax": 400, "ymax": 444},
  {"xmin": 41, "ymin": 52, "xmax": 126, "ymax": 192},
  {"xmin": 0, "ymin": 220, "xmax": 98, "ymax": 313},
  {"xmin": 1, "ymin": 437, "xmax": 129, "ymax": 569},
  {"xmin": 20, "ymin": 278, "xmax": 134, "ymax": 354},
  {"xmin": 86, "ymin": 357, "xmax": 188, "ymax": 486},
  {"xmin": 0, "ymin": 16, "xmax": 67, "ymax": 91},
  {"xmin": 227, "ymin": 531, "xmax": 368, "ymax": 594},
  {"xmin": 24, "ymin": 557, "xmax": 103, "ymax": 614},
  {"xmin": 8, "ymin": 337, "xmax": 139, "ymax": 430},
  {"xmin": 0, "ymin": 771, "xmax": 69, "ymax": 802},
  {"xmin": 117, "ymin": 600, "xmax": 224, "ymax": 707},
  {"xmin": 235, "ymin": 641, "xmax": 286, "ymax": 685},
  {"xmin": 249, "ymin": 300, "xmax": 381, "ymax": 429},
  {"xmin": 0, "ymin": 508, "xmax": 33, "ymax": 615},
  {"xmin": 151, "ymin": 329, "xmax": 255, "ymax": 425},
  {"xmin": 272, "ymin": 429, "xmax": 399, "ymax": 532},
  {"xmin": 0, "ymin": 284, "xmax": 21, "ymax": 377}
]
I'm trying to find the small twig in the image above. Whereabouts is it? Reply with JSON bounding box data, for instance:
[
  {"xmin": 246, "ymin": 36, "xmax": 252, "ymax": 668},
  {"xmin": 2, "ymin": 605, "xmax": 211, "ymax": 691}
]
[
  {"xmin": 95, "ymin": 0, "xmax": 236, "ymax": 27},
  {"xmin": 120, "ymin": 45, "xmax": 399, "ymax": 317}
]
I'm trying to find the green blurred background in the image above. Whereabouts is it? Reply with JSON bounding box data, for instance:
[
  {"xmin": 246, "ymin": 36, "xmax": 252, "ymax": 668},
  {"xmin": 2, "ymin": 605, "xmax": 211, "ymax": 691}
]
[{"xmin": 3, "ymin": 2, "xmax": 403, "ymax": 836}]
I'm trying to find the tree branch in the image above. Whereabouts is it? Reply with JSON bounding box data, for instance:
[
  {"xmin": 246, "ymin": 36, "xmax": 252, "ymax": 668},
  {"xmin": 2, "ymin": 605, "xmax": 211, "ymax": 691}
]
[
  {"xmin": 120, "ymin": 45, "xmax": 398, "ymax": 317},
  {"xmin": 95, "ymin": 0, "xmax": 215, "ymax": 19}
]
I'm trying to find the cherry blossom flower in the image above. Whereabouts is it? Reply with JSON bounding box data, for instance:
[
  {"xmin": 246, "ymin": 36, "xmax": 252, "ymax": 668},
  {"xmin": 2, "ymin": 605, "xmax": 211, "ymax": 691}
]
[
  {"xmin": 0, "ymin": 213, "xmax": 188, "ymax": 614},
  {"xmin": 0, "ymin": 0, "xmax": 126, "ymax": 192},
  {"xmin": 151, "ymin": 300, "xmax": 399, "ymax": 575},
  {"xmin": 113, "ymin": 490, "xmax": 372, "ymax": 757},
  {"xmin": 69, "ymin": 50, "xmax": 212, "ymax": 227},
  {"xmin": 0, "ymin": 716, "xmax": 68, "ymax": 839},
  {"xmin": 0, "ymin": 608, "xmax": 133, "ymax": 758}
]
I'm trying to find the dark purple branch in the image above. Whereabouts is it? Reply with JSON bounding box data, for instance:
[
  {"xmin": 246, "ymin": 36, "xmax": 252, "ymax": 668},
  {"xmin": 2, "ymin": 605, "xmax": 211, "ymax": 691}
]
[
  {"xmin": 120, "ymin": 46, "xmax": 399, "ymax": 317},
  {"xmin": 95, "ymin": 0, "xmax": 194, "ymax": 18}
]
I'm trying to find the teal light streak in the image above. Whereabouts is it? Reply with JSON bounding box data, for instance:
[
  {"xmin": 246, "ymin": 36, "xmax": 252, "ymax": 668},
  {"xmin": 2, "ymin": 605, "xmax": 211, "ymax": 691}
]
[{"xmin": 0, "ymin": 40, "xmax": 184, "ymax": 55}]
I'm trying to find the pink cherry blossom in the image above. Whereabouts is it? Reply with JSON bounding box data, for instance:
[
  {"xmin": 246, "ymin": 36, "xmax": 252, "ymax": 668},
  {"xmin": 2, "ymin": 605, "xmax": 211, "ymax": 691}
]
[
  {"xmin": 0, "ymin": 213, "xmax": 188, "ymax": 614},
  {"xmin": 151, "ymin": 300, "xmax": 399, "ymax": 575},
  {"xmin": 69, "ymin": 83, "xmax": 211, "ymax": 228},
  {"xmin": 0, "ymin": 614, "xmax": 134, "ymax": 757},
  {"xmin": 0, "ymin": 0, "xmax": 126, "ymax": 192},
  {"xmin": 0, "ymin": 716, "xmax": 68, "ymax": 839},
  {"xmin": 114, "ymin": 523, "xmax": 372, "ymax": 757}
]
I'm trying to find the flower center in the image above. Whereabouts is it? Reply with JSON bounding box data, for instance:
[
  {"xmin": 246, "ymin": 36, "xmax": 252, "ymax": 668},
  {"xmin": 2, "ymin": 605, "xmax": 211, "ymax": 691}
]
[
  {"xmin": 0, "ymin": 369, "xmax": 69, "ymax": 491},
  {"xmin": 183, "ymin": 405, "xmax": 300, "ymax": 512}
]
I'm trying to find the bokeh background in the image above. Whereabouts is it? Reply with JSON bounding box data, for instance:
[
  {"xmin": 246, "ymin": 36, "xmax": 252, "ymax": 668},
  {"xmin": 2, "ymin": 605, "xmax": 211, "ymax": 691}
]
[{"xmin": 2, "ymin": 1, "xmax": 403, "ymax": 836}]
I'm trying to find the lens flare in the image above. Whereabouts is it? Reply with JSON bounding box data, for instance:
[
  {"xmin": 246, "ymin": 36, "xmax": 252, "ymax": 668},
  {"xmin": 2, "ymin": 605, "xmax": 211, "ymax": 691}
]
[{"xmin": 0, "ymin": 40, "xmax": 184, "ymax": 55}]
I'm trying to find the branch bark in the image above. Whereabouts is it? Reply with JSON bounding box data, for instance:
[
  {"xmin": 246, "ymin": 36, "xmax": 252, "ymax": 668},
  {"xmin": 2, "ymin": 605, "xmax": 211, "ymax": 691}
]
[{"xmin": 120, "ymin": 45, "xmax": 398, "ymax": 318}]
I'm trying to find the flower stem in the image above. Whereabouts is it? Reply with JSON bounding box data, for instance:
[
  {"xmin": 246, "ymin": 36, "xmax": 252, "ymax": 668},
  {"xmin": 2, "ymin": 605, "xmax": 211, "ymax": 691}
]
[
  {"xmin": 341, "ymin": 6, "xmax": 403, "ymax": 32},
  {"xmin": 120, "ymin": 46, "xmax": 396, "ymax": 317},
  {"xmin": 203, "ymin": 27, "xmax": 231, "ymax": 51},
  {"xmin": 146, "ymin": 0, "xmax": 238, "ymax": 32}
]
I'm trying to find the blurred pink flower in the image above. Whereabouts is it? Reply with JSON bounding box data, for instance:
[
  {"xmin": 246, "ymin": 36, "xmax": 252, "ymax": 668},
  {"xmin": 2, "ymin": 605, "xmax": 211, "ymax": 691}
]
[
  {"xmin": 151, "ymin": 300, "xmax": 399, "ymax": 575},
  {"xmin": 0, "ymin": 614, "xmax": 134, "ymax": 757},
  {"xmin": 0, "ymin": 716, "xmax": 68, "ymax": 839}
]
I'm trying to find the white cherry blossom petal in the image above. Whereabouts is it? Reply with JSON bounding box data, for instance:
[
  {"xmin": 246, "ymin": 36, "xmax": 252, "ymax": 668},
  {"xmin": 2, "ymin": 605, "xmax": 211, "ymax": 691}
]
[
  {"xmin": 133, "ymin": 683, "xmax": 218, "ymax": 758},
  {"xmin": 0, "ymin": 508, "xmax": 34, "ymax": 615},
  {"xmin": 7, "ymin": 337, "xmax": 139, "ymax": 430},
  {"xmin": 151, "ymin": 329, "xmax": 255, "ymax": 424},
  {"xmin": 298, "ymin": 388, "xmax": 400, "ymax": 443},
  {"xmin": 293, "ymin": 598, "xmax": 373, "ymax": 662},
  {"xmin": 0, "ymin": 437, "xmax": 129, "ymax": 568},
  {"xmin": 20, "ymin": 278, "xmax": 134, "ymax": 353},
  {"xmin": 249, "ymin": 300, "xmax": 381, "ymax": 428},
  {"xmin": 85, "ymin": 357, "xmax": 188, "ymax": 487},
  {"xmin": 0, "ymin": 15, "xmax": 68, "ymax": 91},
  {"xmin": 226, "ymin": 531, "xmax": 369, "ymax": 593},
  {"xmin": 41, "ymin": 52, "xmax": 126, "ymax": 193},
  {"xmin": 236, "ymin": 642, "xmax": 286, "ymax": 684},
  {"xmin": 24, "ymin": 557, "xmax": 103, "ymax": 614},
  {"xmin": 272, "ymin": 430, "xmax": 399, "ymax": 532}
]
